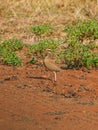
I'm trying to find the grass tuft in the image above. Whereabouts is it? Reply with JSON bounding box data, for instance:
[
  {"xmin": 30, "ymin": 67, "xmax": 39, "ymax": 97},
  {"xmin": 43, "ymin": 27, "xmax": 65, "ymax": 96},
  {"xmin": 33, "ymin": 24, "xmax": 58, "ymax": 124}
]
[
  {"xmin": 0, "ymin": 38, "xmax": 24, "ymax": 66},
  {"xmin": 29, "ymin": 39, "xmax": 61, "ymax": 57},
  {"xmin": 31, "ymin": 24, "xmax": 53, "ymax": 37}
]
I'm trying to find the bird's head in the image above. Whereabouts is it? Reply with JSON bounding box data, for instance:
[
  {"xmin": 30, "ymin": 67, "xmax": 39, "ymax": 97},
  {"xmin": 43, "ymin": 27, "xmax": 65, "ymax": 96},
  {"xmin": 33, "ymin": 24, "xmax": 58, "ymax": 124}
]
[
  {"xmin": 46, "ymin": 49, "xmax": 52, "ymax": 54},
  {"xmin": 45, "ymin": 49, "xmax": 53, "ymax": 58}
]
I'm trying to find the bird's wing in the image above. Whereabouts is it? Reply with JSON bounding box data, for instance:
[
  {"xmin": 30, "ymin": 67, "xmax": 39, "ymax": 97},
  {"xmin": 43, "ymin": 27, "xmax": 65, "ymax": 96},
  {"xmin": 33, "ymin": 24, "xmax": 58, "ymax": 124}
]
[{"xmin": 44, "ymin": 58, "xmax": 61, "ymax": 71}]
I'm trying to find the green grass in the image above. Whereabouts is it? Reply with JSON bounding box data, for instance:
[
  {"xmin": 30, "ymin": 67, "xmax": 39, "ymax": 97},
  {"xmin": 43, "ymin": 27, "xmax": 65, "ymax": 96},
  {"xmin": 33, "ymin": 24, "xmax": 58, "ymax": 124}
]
[
  {"xmin": 58, "ymin": 42, "xmax": 98, "ymax": 68},
  {"xmin": 28, "ymin": 57, "xmax": 38, "ymax": 64},
  {"xmin": 0, "ymin": 38, "xmax": 24, "ymax": 66},
  {"xmin": 31, "ymin": 24, "xmax": 53, "ymax": 37},
  {"xmin": 65, "ymin": 20, "xmax": 98, "ymax": 41},
  {"xmin": 0, "ymin": 38, "xmax": 24, "ymax": 51},
  {"xmin": 0, "ymin": 49, "xmax": 22, "ymax": 66},
  {"xmin": 57, "ymin": 20, "xmax": 98, "ymax": 68},
  {"xmin": 29, "ymin": 20, "xmax": 98, "ymax": 69},
  {"xmin": 0, "ymin": 20, "xmax": 98, "ymax": 69},
  {"xmin": 29, "ymin": 39, "xmax": 61, "ymax": 57}
]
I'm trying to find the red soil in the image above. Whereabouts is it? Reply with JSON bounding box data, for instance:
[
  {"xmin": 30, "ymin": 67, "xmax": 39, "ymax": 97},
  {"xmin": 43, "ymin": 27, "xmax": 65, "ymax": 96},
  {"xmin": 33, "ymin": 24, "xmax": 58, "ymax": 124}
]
[{"xmin": 0, "ymin": 62, "xmax": 98, "ymax": 130}]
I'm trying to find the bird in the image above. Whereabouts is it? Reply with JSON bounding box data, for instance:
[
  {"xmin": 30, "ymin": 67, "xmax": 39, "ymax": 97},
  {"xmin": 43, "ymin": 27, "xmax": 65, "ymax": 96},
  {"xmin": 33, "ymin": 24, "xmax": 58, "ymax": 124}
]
[{"xmin": 43, "ymin": 49, "xmax": 61, "ymax": 82}]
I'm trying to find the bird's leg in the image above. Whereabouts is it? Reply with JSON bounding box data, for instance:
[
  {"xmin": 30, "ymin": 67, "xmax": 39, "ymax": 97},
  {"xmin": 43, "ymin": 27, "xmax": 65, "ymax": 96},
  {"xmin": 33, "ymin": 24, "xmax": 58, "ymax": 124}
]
[{"xmin": 53, "ymin": 71, "xmax": 56, "ymax": 82}]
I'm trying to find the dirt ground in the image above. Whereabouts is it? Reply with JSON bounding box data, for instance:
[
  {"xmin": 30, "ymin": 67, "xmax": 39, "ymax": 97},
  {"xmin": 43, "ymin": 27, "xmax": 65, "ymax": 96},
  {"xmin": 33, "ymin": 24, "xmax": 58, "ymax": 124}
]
[
  {"xmin": 0, "ymin": 60, "xmax": 98, "ymax": 130},
  {"xmin": 0, "ymin": 16, "xmax": 98, "ymax": 130}
]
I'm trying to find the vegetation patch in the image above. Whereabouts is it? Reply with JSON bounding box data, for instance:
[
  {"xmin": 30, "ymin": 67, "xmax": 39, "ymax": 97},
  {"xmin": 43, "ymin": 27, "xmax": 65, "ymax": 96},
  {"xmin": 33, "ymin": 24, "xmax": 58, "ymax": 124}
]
[
  {"xmin": 29, "ymin": 20, "xmax": 98, "ymax": 69},
  {"xmin": 65, "ymin": 20, "xmax": 98, "ymax": 41},
  {"xmin": 29, "ymin": 57, "xmax": 38, "ymax": 64},
  {"xmin": 29, "ymin": 39, "xmax": 61, "ymax": 57},
  {"xmin": 31, "ymin": 24, "xmax": 53, "ymax": 37},
  {"xmin": 57, "ymin": 20, "xmax": 98, "ymax": 68},
  {"xmin": 58, "ymin": 42, "xmax": 98, "ymax": 68},
  {"xmin": 0, "ymin": 20, "xmax": 98, "ymax": 69},
  {"xmin": 0, "ymin": 38, "xmax": 24, "ymax": 66}
]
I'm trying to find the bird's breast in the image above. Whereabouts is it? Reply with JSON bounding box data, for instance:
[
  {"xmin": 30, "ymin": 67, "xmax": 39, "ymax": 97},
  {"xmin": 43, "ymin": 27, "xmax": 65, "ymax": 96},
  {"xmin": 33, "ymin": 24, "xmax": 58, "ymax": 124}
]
[{"xmin": 44, "ymin": 58, "xmax": 61, "ymax": 72}]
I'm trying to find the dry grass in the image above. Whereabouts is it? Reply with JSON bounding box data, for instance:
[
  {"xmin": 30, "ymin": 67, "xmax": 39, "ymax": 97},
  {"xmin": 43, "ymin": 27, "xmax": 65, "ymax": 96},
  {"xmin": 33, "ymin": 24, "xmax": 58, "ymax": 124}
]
[
  {"xmin": 0, "ymin": 0, "xmax": 98, "ymax": 43},
  {"xmin": 0, "ymin": 0, "xmax": 98, "ymax": 20}
]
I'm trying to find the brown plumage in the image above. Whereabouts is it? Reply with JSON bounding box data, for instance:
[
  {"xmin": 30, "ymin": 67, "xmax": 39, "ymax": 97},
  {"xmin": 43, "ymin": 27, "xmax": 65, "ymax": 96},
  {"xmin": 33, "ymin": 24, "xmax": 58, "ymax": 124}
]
[{"xmin": 43, "ymin": 54, "xmax": 61, "ymax": 81}]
